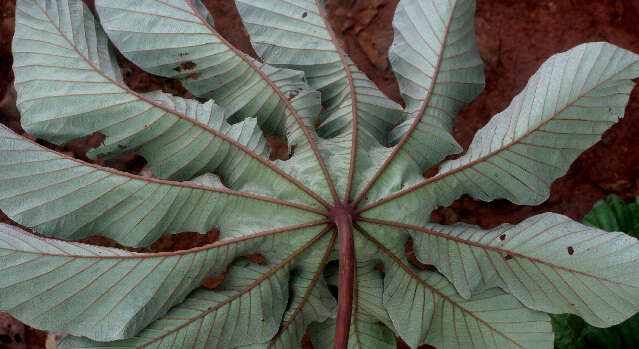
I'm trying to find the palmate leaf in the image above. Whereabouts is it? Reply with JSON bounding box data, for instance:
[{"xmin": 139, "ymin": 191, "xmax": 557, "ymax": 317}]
[
  {"xmin": 2, "ymin": 0, "xmax": 639, "ymax": 348},
  {"xmin": 234, "ymin": 0, "xmax": 406, "ymax": 202},
  {"xmin": 60, "ymin": 231, "xmax": 335, "ymax": 348},
  {"xmin": 0, "ymin": 124, "xmax": 323, "ymax": 247},
  {"xmin": 355, "ymin": 226, "xmax": 553, "ymax": 349},
  {"xmin": 360, "ymin": 213, "xmax": 639, "ymax": 327},
  {"xmin": 0, "ymin": 222, "xmax": 326, "ymax": 341},
  {"xmin": 552, "ymin": 195, "xmax": 639, "ymax": 349},
  {"xmin": 14, "ymin": 0, "xmax": 332, "ymax": 206},
  {"xmin": 361, "ymin": 42, "xmax": 639, "ymax": 226}
]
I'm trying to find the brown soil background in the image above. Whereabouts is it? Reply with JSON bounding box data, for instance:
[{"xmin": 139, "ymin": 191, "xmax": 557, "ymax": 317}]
[{"xmin": 0, "ymin": 0, "xmax": 638, "ymax": 348}]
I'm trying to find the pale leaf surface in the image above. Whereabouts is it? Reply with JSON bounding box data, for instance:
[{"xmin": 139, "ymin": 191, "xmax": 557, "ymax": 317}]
[
  {"xmin": 60, "ymin": 231, "xmax": 333, "ymax": 348},
  {"xmin": 0, "ymin": 223, "xmax": 326, "ymax": 340},
  {"xmin": 362, "ymin": 42, "xmax": 639, "ymax": 226},
  {"xmin": 2, "ymin": 0, "xmax": 639, "ymax": 347},
  {"xmin": 235, "ymin": 0, "xmax": 405, "ymax": 201},
  {"xmin": 0, "ymin": 124, "xmax": 322, "ymax": 247},
  {"xmin": 13, "ymin": 0, "xmax": 329, "ymax": 207},
  {"xmin": 360, "ymin": 0, "xmax": 485, "ymax": 204},
  {"xmin": 403, "ymin": 213, "xmax": 639, "ymax": 327},
  {"xmin": 241, "ymin": 232, "xmax": 337, "ymax": 349},
  {"xmin": 94, "ymin": 0, "xmax": 335, "ymax": 203},
  {"xmin": 356, "ymin": 225, "xmax": 553, "ymax": 349}
]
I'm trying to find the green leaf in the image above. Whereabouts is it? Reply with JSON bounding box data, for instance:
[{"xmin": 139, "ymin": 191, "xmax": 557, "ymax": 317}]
[
  {"xmin": 583, "ymin": 195, "xmax": 639, "ymax": 236},
  {"xmin": 356, "ymin": 0, "xmax": 485, "ymax": 204},
  {"xmin": 234, "ymin": 0, "xmax": 405, "ymax": 202},
  {"xmin": 0, "ymin": 124, "xmax": 324, "ymax": 247},
  {"xmin": 552, "ymin": 313, "xmax": 639, "ymax": 349},
  {"xmin": 361, "ymin": 213, "xmax": 639, "ymax": 327},
  {"xmin": 13, "ymin": 0, "xmax": 330, "ymax": 207},
  {"xmin": 361, "ymin": 42, "xmax": 639, "ymax": 226},
  {"xmin": 59, "ymin": 230, "xmax": 333, "ymax": 348},
  {"xmin": 0, "ymin": 222, "xmax": 325, "ymax": 340},
  {"xmin": 356, "ymin": 226, "xmax": 553, "ymax": 349},
  {"xmin": 552, "ymin": 195, "xmax": 639, "ymax": 349}
]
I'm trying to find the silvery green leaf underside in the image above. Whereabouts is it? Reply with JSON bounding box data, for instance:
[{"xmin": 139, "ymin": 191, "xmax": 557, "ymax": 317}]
[
  {"xmin": 362, "ymin": 42, "xmax": 639, "ymax": 227},
  {"xmin": 235, "ymin": 0, "xmax": 406, "ymax": 202},
  {"xmin": 354, "ymin": 226, "xmax": 553, "ymax": 349},
  {"xmin": 14, "ymin": 0, "xmax": 333, "ymax": 206},
  {"xmin": 360, "ymin": 212, "xmax": 639, "ymax": 328},
  {"xmin": 0, "ymin": 123, "xmax": 324, "ymax": 247},
  {"xmin": 2, "ymin": 0, "xmax": 639, "ymax": 347},
  {"xmin": 0, "ymin": 223, "xmax": 327, "ymax": 341},
  {"xmin": 93, "ymin": 0, "xmax": 338, "ymax": 204},
  {"xmin": 59, "ymin": 231, "xmax": 334, "ymax": 348}
]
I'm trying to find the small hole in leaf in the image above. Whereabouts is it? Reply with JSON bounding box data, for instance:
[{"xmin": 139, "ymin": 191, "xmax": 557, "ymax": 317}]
[
  {"xmin": 266, "ymin": 136, "xmax": 290, "ymax": 160},
  {"xmin": 504, "ymin": 254, "xmax": 513, "ymax": 261},
  {"xmin": 289, "ymin": 144, "xmax": 296, "ymax": 158},
  {"xmin": 302, "ymin": 12, "xmax": 307, "ymax": 18},
  {"xmin": 13, "ymin": 334, "xmax": 22, "ymax": 343},
  {"xmin": 173, "ymin": 61, "xmax": 197, "ymax": 72},
  {"xmin": 430, "ymin": 206, "xmax": 459, "ymax": 225},
  {"xmin": 117, "ymin": 144, "xmax": 127, "ymax": 149},
  {"xmin": 287, "ymin": 90, "xmax": 299, "ymax": 100},
  {"xmin": 499, "ymin": 234, "xmax": 506, "ymax": 241},
  {"xmin": 567, "ymin": 246, "xmax": 574, "ymax": 255},
  {"xmin": 150, "ymin": 228, "xmax": 220, "ymax": 252}
]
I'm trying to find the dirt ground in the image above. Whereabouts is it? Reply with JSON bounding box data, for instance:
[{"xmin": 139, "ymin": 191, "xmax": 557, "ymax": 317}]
[{"xmin": 0, "ymin": 0, "xmax": 638, "ymax": 348}]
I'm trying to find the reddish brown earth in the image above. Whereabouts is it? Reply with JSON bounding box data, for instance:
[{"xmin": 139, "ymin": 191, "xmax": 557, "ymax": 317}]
[{"xmin": 0, "ymin": 0, "xmax": 638, "ymax": 348}]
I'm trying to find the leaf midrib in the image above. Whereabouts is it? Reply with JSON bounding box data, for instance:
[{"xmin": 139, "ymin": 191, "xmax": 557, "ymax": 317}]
[
  {"xmin": 30, "ymin": 0, "xmax": 332, "ymax": 210},
  {"xmin": 181, "ymin": 0, "xmax": 339, "ymax": 205},
  {"xmin": 311, "ymin": 0, "xmax": 359, "ymax": 201},
  {"xmin": 357, "ymin": 53, "xmax": 637, "ymax": 214},
  {"xmin": 352, "ymin": 0, "xmax": 460, "ymax": 208},
  {"xmin": 267, "ymin": 231, "xmax": 337, "ymax": 348},
  {"xmin": 0, "ymin": 220, "xmax": 330, "ymax": 260},
  {"xmin": 0, "ymin": 126, "xmax": 326, "ymax": 217},
  {"xmin": 355, "ymin": 223, "xmax": 531, "ymax": 349},
  {"xmin": 358, "ymin": 217, "xmax": 639, "ymax": 288},
  {"xmin": 132, "ymin": 227, "xmax": 332, "ymax": 348}
]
